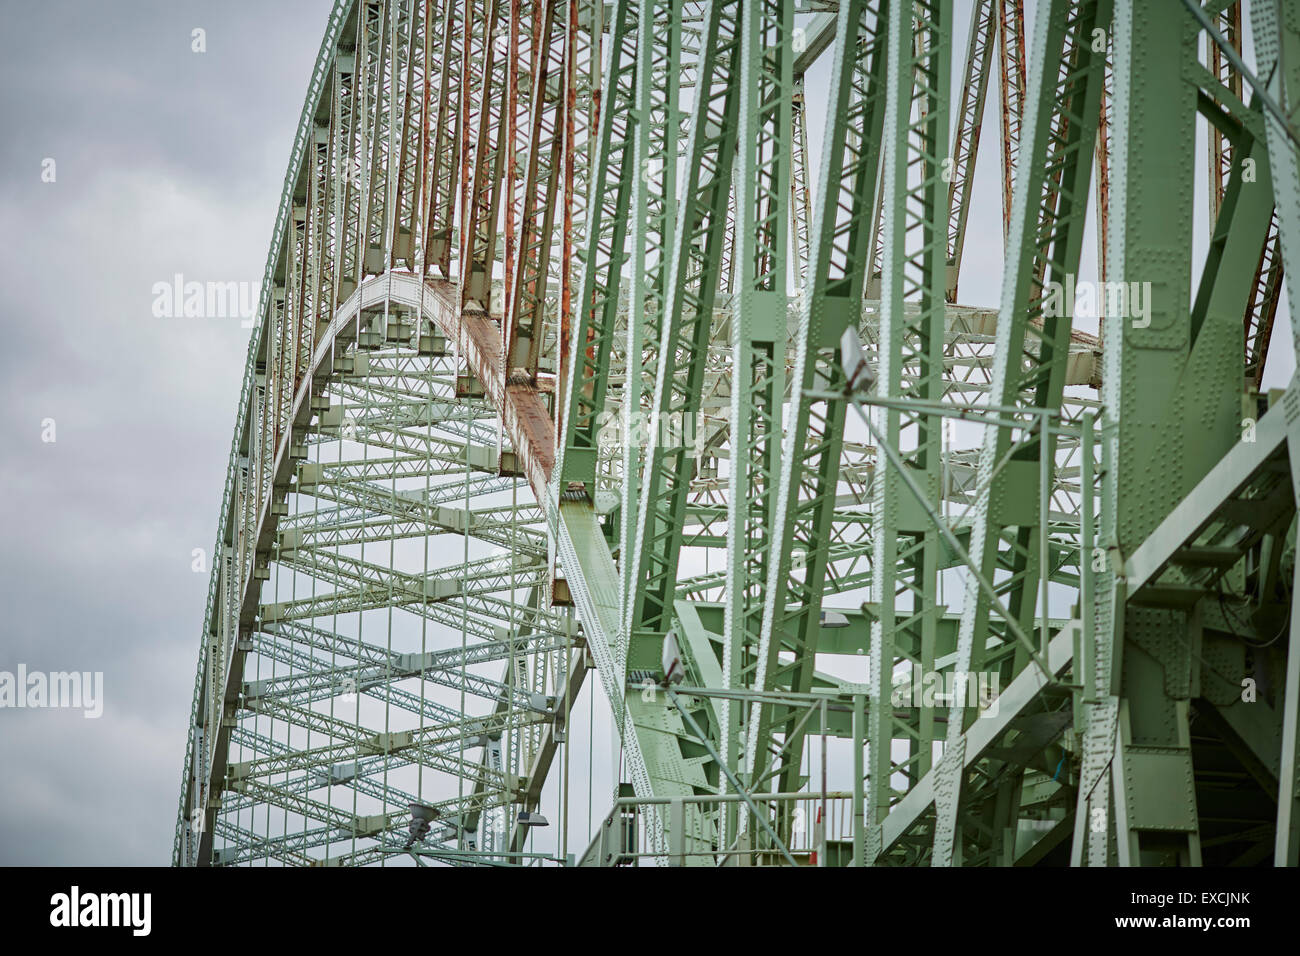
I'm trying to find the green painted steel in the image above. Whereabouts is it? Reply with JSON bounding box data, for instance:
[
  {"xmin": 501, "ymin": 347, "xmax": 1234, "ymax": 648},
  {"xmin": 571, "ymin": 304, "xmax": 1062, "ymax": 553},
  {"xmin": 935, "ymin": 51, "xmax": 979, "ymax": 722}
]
[
  {"xmin": 747, "ymin": 0, "xmax": 887, "ymax": 807},
  {"xmin": 176, "ymin": 0, "xmax": 1300, "ymax": 867},
  {"xmin": 720, "ymin": 0, "xmax": 793, "ymax": 846},
  {"xmin": 868, "ymin": 0, "xmax": 953, "ymax": 845}
]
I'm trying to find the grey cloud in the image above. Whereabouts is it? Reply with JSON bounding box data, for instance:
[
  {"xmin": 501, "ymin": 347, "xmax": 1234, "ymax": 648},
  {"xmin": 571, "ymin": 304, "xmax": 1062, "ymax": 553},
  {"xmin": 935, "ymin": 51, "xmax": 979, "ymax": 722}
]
[{"xmin": 0, "ymin": 0, "xmax": 334, "ymax": 865}]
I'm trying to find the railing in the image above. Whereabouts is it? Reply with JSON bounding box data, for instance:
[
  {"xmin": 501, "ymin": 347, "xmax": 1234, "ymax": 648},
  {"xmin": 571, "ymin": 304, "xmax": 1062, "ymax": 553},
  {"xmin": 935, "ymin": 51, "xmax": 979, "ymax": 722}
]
[{"xmin": 584, "ymin": 792, "xmax": 859, "ymax": 867}]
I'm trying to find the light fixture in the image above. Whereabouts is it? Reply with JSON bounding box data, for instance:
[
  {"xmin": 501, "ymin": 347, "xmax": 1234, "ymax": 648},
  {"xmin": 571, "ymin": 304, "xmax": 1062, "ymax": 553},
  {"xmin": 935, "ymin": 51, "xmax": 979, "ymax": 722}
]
[
  {"xmin": 839, "ymin": 326, "xmax": 875, "ymax": 392},
  {"xmin": 526, "ymin": 692, "xmax": 556, "ymax": 713},
  {"xmin": 407, "ymin": 802, "xmax": 438, "ymax": 846}
]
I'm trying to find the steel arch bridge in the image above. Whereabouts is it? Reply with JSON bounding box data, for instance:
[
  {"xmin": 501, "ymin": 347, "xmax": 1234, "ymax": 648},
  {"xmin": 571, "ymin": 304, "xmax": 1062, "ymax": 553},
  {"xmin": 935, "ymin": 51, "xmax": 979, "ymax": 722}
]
[{"xmin": 174, "ymin": 0, "xmax": 1300, "ymax": 866}]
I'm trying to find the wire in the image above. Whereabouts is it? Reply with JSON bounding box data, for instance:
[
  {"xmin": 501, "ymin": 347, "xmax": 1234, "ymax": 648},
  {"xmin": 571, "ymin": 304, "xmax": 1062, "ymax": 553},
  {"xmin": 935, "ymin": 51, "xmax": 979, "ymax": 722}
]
[{"xmin": 1215, "ymin": 575, "xmax": 1290, "ymax": 650}]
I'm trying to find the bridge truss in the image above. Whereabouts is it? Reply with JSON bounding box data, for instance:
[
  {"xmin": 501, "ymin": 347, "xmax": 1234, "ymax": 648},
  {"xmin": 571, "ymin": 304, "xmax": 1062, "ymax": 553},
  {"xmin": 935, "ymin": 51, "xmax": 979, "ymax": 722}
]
[{"xmin": 174, "ymin": 0, "xmax": 1300, "ymax": 866}]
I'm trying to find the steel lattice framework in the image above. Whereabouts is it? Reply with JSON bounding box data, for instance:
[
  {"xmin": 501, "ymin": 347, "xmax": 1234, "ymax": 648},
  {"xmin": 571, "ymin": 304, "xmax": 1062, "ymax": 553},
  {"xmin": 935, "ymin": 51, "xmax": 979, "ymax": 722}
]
[{"xmin": 175, "ymin": 0, "xmax": 1300, "ymax": 866}]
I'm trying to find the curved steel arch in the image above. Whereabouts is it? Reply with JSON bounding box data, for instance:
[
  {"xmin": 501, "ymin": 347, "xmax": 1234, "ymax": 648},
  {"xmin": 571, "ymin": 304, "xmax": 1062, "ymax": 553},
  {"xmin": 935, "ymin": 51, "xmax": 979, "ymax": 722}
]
[{"xmin": 173, "ymin": 0, "xmax": 579, "ymax": 866}]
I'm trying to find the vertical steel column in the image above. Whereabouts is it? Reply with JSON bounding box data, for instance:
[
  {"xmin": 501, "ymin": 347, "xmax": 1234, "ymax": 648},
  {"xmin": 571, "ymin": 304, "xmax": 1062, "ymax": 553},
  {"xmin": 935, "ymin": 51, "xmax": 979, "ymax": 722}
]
[
  {"xmin": 867, "ymin": 0, "xmax": 952, "ymax": 846},
  {"xmin": 946, "ymin": 0, "xmax": 995, "ymax": 302},
  {"xmin": 557, "ymin": 0, "xmax": 639, "ymax": 487},
  {"xmin": 936, "ymin": 0, "xmax": 1110, "ymax": 868},
  {"xmin": 618, "ymin": 0, "xmax": 681, "ymax": 625},
  {"xmin": 720, "ymin": 0, "xmax": 792, "ymax": 850},
  {"xmin": 747, "ymin": 0, "xmax": 889, "ymax": 802},
  {"xmin": 1251, "ymin": 0, "xmax": 1300, "ymax": 367},
  {"xmin": 624, "ymin": 0, "xmax": 741, "ymax": 648},
  {"xmin": 1078, "ymin": 0, "xmax": 1206, "ymax": 868}
]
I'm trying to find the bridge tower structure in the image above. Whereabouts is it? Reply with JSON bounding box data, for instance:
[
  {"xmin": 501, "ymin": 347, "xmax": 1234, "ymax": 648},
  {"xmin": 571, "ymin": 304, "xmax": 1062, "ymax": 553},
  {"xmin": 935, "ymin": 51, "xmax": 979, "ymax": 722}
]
[{"xmin": 175, "ymin": 0, "xmax": 1300, "ymax": 867}]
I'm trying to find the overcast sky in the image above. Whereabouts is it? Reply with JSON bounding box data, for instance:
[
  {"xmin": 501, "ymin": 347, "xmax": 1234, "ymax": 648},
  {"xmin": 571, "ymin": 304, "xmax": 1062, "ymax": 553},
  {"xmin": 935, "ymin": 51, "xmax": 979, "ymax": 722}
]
[{"xmin": 0, "ymin": 0, "xmax": 334, "ymax": 865}]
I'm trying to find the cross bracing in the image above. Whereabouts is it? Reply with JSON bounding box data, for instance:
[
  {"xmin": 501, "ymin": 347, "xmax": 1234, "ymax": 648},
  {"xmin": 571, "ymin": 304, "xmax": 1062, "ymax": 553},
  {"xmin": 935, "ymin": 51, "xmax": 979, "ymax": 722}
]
[{"xmin": 176, "ymin": 0, "xmax": 1300, "ymax": 867}]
